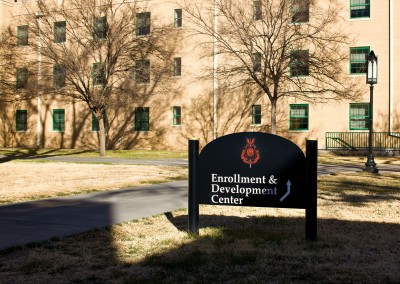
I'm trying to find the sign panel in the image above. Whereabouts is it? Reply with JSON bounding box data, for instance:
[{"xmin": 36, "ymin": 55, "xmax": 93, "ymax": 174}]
[{"xmin": 198, "ymin": 132, "xmax": 307, "ymax": 209}]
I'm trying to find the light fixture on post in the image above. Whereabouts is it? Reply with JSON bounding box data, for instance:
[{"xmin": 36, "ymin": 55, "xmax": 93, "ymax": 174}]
[{"xmin": 363, "ymin": 50, "xmax": 379, "ymax": 173}]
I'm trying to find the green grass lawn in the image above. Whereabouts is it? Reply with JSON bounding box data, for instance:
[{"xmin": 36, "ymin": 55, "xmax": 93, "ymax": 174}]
[
  {"xmin": 0, "ymin": 148, "xmax": 188, "ymax": 159},
  {"xmin": 0, "ymin": 171, "xmax": 399, "ymax": 283}
]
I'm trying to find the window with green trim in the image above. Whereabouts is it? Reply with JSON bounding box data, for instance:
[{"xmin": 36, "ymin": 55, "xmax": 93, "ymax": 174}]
[
  {"xmin": 174, "ymin": 9, "xmax": 182, "ymax": 28},
  {"xmin": 252, "ymin": 105, "xmax": 261, "ymax": 125},
  {"xmin": 54, "ymin": 21, "xmax": 66, "ymax": 43},
  {"xmin": 17, "ymin": 25, "xmax": 28, "ymax": 46},
  {"xmin": 253, "ymin": 1, "xmax": 262, "ymax": 20},
  {"xmin": 135, "ymin": 60, "xmax": 150, "ymax": 83},
  {"xmin": 16, "ymin": 67, "xmax": 28, "ymax": 89},
  {"xmin": 349, "ymin": 103, "xmax": 370, "ymax": 130},
  {"xmin": 135, "ymin": 107, "xmax": 149, "ymax": 131},
  {"xmin": 136, "ymin": 12, "xmax": 151, "ymax": 36},
  {"xmin": 173, "ymin": 106, "xmax": 181, "ymax": 126},
  {"xmin": 290, "ymin": 50, "xmax": 309, "ymax": 77},
  {"xmin": 53, "ymin": 64, "xmax": 65, "ymax": 88},
  {"xmin": 350, "ymin": 46, "xmax": 369, "ymax": 74},
  {"xmin": 92, "ymin": 112, "xmax": 99, "ymax": 131},
  {"xmin": 53, "ymin": 109, "xmax": 65, "ymax": 132},
  {"xmin": 93, "ymin": 16, "xmax": 107, "ymax": 39},
  {"xmin": 253, "ymin": 52, "xmax": 261, "ymax": 73},
  {"xmin": 173, "ymin": 57, "xmax": 181, "ymax": 76},
  {"xmin": 290, "ymin": 104, "xmax": 309, "ymax": 130},
  {"xmin": 16, "ymin": 110, "xmax": 27, "ymax": 131},
  {"xmin": 350, "ymin": 0, "xmax": 370, "ymax": 19},
  {"xmin": 92, "ymin": 62, "xmax": 105, "ymax": 86},
  {"xmin": 291, "ymin": 0, "xmax": 310, "ymax": 23}
]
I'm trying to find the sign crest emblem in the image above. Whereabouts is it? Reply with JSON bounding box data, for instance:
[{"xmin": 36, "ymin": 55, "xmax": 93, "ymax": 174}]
[{"xmin": 241, "ymin": 138, "xmax": 260, "ymax": 168}]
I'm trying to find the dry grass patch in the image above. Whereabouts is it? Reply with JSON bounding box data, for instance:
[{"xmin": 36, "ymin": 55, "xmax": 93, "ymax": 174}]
[
  {"xmin": 0, "ymin": 161, "xmax": 187, "ymax": 204},
  {"xmin": 0, "ymin": 172, "xmax": 399, "ymax": 283}
]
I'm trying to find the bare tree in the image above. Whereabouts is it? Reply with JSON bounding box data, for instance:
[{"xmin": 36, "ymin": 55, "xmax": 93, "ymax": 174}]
[
  {"xmin": 24, "ymin": 0, "xmax": 177, "ymax": 156},
  {"xmin": 181, "ymin": 0, "xmax": 363, "ymax": 134}
]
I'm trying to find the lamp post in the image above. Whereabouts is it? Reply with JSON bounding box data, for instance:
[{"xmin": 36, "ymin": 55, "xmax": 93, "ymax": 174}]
[{"xmin": 363, "ymin": 50, "xmax": 378, "ymax": 173}]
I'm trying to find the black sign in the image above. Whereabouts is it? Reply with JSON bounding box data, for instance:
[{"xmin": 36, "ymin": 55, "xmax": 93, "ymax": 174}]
[{"xmin": 198, "ymin": 132, "xmax": 306, "ymax": 209}]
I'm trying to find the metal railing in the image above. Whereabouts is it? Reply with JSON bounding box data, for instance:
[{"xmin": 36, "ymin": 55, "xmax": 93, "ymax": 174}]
[{"xmin": 326, "ymin": 132, "xmax": 400, "ymax": 150}]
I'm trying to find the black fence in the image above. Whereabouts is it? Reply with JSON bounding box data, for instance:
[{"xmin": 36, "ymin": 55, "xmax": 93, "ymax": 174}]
[{"xmin": 326, "ymin": 132, "xmax": 400, "ymax": 151}]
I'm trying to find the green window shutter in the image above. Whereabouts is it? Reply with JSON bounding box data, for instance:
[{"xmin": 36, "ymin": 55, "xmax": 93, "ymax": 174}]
[
  {"xmin": 17, "ymin": 25, "xmax": 28, "ymax": 46},
  {"xmin": 252, "ymin": 105, "xmax": 261, "ymax": 125},
  {"xmin": 54, "ymin": 21, "xmax": 66, "ymax": 43},
  {"xmin": 53, "ymin": 109, "xmax": 65, "ymax": 132},
  {"xmin": 16, "ymin": 110, "xmax": 28, "ymax": 132},
  {"xmin": 350, "ymin": 0, "xmax": 370, "ymax": 19},
  {"xmin": 173, "ymin": 106, "xmax": 181, "ymax": 125},
  {"xmin": 349, "ymin": 103, "xmax": 370, "ymax": 130},
  {"xmin": 350, "ymin": 46, "xmax": 369, "ymax": 74},
  {"xmin": 290, "ymin": 104, "xmax": 309, "ymax": 130},
  {"xmin": 135, "ymin": 107, "xmax": 150, "ymax": 131}
]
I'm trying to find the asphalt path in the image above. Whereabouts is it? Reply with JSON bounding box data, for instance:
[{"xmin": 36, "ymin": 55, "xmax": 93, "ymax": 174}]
[{"xmin": 0, "ymin": 157, "xmax": 398, "ymax": 250}]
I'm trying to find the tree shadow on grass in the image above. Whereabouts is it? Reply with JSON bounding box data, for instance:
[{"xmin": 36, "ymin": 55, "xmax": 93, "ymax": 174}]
[{"xmin": 0, "ymin": 148, "xmax": 93, "ymax": 163}]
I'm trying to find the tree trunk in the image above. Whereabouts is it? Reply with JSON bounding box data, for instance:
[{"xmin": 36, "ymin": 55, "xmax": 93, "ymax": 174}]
[
  {"xmin": 270, "ymin": 98, "xmax": 277, "ymax": 135},
  {"xmin": 98, "ymin": 116, "xmax": 106, "ymax": 157}
]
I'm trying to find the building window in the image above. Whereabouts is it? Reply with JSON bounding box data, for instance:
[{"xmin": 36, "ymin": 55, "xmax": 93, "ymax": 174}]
[
  {"xmin": 136, "ymin": 12, "xmax": 151, "ymax": 36},
  {"xmin": 135, "ymin": 60, "xmax": 150, "ymax": 83},
  {"xmin": 16, "ymin": 67, "xmax": 28, "ymax": 89},
  {"xmin": 253, "ymin": 52, "xmax": 261, "ymax": 73},
  {"xmin": 16, "ymin": 110, "xmax": 27, "ymax": 132},
  {"xmin": 291, "ymin": 0, "xmax": 310, "ymax": 23},
  {"xmin": 17, "ymin": 25, "xmax": 28, "ymax": 46},
  {"xmin": 252, "ymin": 105, "xmax": 261, "ymax": 125},
  {"xmin": 174, "ymin": 9, "xmax": 182, "ymax": 28},
  {"xmin": 173, "ymin": 57, "xmax": 182, "ymax": 76},
  {"xmin": 93, "ymin": 16, "xmax": 107, "ymax": 39},
  {"xmin": 135, "ymin": 107, "xmax": 149, "ymax": 131},
  {"xmin": 53, "ymin": 109, "xmax": 65, "ymax": 132},
  {"xmin": 92, "ymin": 112, "xmax": 99, "ymax": 131},
  {"xmin": 92, "ymin": 62, "xmax": 105, "ymax": 86},
  {"xmin": 54, "ymin": 21, "xmax": 66, "ymax": 43},
  {"xmin": 173, "ymin": 106, "xmax": 181, "ymax": 126},
  {"xmin": 290, "ymin": 50, "xmax": 309, "ymax": 77},
  {"xmin": 290, "ymin": 104, "xmax": 309, "ymax": 130},
  {"xmin": 349, "ymin": 103, "xmax": 369, "ymax": 130},
  {"xmin": 350, "ymin": 46, "xmax": 369, "ymax": 74},
  {"xmin": 253, "ymin": 1, "xmax": 262, "ymax": 20},
  {"xmin": 53, "ymin": 64, "xmax": 65, "ymax": 88},
  {"xmin": 350, "ymin": 0, "xmax": 370, "ymax": 19}
]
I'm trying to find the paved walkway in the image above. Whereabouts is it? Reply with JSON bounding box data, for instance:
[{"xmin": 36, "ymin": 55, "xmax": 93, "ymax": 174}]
[{"xmin": 0, "ymin": 156, "xmax": 398, "ymax": 250}]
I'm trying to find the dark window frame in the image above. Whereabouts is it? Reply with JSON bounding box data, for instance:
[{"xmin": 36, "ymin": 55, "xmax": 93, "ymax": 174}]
[
  {"xmin": 173, "ymin": 106, "xmax": 181, "ymax": 126},
  {"xmin": 252, "ymin": 105, "xmax": 262, "ymax": 125},
  {"xmin": 17, "ymin": 25, "xmax": 28, "ymax": 46},
  {"xmin": 54, "ymin": 21, "xmax": 66, "ymax": 43},
  {"xmin": 16, "ymin": 110, "xmax": 28, "ymax": 132},
  {"xmin": 134, "ymin": 107, "xmax": 150, "ymax": 131},
  {"xmin": 52, "ymin": 109, "xmax": 65, "ymax": 132},
  {"xmin": 350, "ymin": 46, "xmax": 369, "ymax": 74},
  {"xmin": 349, "ymin": 103, "xmax": 370, "ymax": 130},
  {"xmin": 289, "ymin": 104, "xmax": 309, "ymax": 131},
  {"xmin": 290, "ymin": 50, "xmax": 310, "ymax": 77},
  {"xmin": 136, "ymin": 12, "xmax": 151, "ymax": 36}
]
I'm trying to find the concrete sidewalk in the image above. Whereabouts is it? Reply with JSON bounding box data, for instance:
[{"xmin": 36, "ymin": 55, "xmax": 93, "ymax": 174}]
[{"xmin": 0, "ymin": 180, "xmax": 187, "ymax": 250}]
